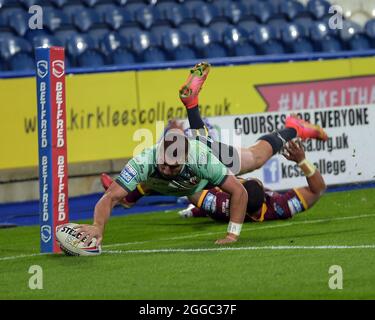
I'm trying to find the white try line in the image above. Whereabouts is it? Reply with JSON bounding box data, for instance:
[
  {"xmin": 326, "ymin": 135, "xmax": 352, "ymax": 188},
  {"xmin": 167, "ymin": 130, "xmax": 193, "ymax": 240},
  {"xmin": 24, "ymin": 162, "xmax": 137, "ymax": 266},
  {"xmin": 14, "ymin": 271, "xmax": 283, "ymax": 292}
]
[
  {"xmin": 103, "ymin": 245, "xmax": 375, "ymax": 255},
  {"xmin": 102, "ymin": 213, "xmax": 375, "ymax": 249},
  {"xmin": 0, "ymin": 253, "xmax": 48, "ymax": 261},
  {"xmin": 1, "ymin": 213, "xmax": 374, "ymax": 262}
]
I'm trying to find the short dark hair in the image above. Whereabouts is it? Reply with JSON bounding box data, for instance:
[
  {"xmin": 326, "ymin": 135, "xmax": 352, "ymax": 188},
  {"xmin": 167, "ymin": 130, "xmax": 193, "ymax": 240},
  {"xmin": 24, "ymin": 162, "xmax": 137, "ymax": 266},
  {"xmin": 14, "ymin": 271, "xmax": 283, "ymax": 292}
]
[
  {"xmin": 158, "ymin": 130, "xmax": 189, "ymax": 165},
  {"xmin": 243, "ymin": 179, "xmax": 265, "ymax": 214}
]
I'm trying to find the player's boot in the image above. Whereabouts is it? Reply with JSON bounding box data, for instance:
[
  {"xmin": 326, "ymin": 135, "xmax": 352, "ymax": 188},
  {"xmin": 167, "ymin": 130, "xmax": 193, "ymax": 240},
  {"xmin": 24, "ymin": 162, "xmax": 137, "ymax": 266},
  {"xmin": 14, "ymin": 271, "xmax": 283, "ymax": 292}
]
[
  {"xmin": 177, "ymin": 204, "xmax": 195, "ymax": 218},
  {"xmin": 179, "ymin": 62, "xmax": 211, "ymax": 109},
  {"xmin": 285, "ymin": 115, "xmax": 328, "ymax": 141}
]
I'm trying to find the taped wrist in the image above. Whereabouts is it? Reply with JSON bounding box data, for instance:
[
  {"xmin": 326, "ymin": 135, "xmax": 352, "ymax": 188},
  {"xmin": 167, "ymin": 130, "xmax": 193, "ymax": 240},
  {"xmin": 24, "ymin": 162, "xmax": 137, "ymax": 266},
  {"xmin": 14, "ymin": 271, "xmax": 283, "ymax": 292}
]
[
  {"xmin": 298, "ymin": 159, "xmax": 317, "ymax": 178},
  {"xmin": 227, "ymin": 221, "xmax": 243, "ymax": 236}
]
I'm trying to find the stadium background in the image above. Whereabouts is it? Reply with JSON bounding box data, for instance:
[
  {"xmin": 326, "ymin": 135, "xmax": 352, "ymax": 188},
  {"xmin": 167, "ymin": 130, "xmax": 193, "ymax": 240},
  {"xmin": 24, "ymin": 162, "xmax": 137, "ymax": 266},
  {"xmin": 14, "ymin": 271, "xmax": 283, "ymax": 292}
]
[{"xmin": 0, "ymin": 0, "xmax": 375, "ymax": 300}]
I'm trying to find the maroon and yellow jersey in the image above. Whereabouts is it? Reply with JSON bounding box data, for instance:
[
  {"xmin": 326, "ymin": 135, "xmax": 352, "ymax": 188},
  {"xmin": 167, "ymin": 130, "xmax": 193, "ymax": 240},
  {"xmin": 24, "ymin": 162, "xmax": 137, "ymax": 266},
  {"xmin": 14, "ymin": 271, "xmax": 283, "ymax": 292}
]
[
  {"xmin": 247, "ymin": 189, "xmax": 308, "ymax": 222},
  {"xmin": 197, "ymin": 187, "xmax": 308, "ymax": 223}
]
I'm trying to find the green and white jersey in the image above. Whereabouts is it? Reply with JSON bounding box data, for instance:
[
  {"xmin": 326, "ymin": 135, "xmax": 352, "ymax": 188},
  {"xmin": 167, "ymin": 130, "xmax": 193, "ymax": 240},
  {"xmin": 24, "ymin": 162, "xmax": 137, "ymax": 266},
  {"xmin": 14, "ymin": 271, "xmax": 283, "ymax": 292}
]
[{"xmin": 115, "ymin": 139, "xmax": 228, "ymax": 196}]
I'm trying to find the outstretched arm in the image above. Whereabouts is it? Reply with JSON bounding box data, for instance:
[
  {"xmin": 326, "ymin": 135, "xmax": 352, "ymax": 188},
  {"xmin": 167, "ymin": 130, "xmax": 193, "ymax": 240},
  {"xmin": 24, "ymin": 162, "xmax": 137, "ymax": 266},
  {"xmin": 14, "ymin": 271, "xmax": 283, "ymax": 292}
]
[
  {"xmin": 215, "ymin": 175, "xmax": 248, "ymax": 244},
  {"xmin": 283, "ymin": 140, "xmax": 326, "ymax": 208},
  {"xmin": 76, "ymin": 181, "xmax": 128, "ymax": 246}
]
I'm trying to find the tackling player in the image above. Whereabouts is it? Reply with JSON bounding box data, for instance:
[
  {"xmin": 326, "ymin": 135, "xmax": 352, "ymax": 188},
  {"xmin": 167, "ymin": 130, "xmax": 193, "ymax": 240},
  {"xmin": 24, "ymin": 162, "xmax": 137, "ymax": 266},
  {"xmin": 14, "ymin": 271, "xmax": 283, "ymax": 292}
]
[{"xmin": 178, "ymin": 139, "xmax": 327, "ymax": 223}]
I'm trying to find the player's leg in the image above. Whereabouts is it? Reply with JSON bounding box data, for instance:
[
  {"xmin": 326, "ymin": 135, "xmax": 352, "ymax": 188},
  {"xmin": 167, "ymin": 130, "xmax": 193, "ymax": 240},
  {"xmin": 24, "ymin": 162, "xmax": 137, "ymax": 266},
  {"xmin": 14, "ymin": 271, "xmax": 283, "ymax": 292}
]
[
  {"xmin": 179, "ymin": 62, "xmax": 328, "ymax": 175},
  {"xmin": 179, "ymin": 63, "xmax": 274, "ymax": 174},
  {"xmin": 237, "ymin": 128, "xmax": 296, "ymax": 175},
  {"xmin": 179, "ymin": 62, "xmax": 243, "ymax": 172},
  {"xmin": 178, "ymin": 61, "xmax": 327, "ymax": 146},
  {"xmin": 237, "ymin": 115, "xmax": 329, "ymax": 174}
]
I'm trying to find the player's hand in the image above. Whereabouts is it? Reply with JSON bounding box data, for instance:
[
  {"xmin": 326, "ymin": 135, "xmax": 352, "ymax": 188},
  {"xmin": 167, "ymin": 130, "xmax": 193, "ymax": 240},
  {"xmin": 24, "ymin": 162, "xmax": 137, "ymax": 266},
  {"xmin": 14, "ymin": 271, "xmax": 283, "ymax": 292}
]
[
  {"xmin": 282, "ymin": 139, "xmax": 305, "ymax": 163},
  {"xmin": 74, "ymin": 224, "xmax": 103, "ymax": 246},
  {"xmin": 215, "ymin": 233, "xmax": 238, "ymax": 245}
]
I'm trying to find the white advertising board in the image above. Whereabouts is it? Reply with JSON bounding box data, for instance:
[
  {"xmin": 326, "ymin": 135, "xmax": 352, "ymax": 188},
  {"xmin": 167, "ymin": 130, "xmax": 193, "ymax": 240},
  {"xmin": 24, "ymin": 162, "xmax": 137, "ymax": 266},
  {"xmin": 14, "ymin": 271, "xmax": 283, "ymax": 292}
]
[{"xmin": 197, "ymin": 105, "xmax": 375, "ymax": 190}]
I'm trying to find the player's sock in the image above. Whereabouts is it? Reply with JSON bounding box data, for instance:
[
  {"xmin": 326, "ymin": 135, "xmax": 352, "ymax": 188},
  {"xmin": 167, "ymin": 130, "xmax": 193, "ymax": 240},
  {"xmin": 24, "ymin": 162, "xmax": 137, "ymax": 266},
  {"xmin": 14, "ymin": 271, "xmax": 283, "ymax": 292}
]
[
  {"xmin": 186, "ymin": 105, "xmax": 210, "ymax": 137},
  {"xmin": 258, "ymin": 128, "xmax": 297, "ymax": 155},
  {"xmin": 186, "ymin": 105, "xmax": 205, "ymax": 129}
]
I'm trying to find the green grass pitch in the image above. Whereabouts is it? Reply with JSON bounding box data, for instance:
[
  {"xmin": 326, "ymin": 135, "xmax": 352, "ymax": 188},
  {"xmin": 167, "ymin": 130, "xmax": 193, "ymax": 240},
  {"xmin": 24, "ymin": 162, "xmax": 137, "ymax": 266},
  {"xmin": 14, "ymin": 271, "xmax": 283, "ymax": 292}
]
[{"xmin": 1, "ymin": 188, "xmax": 375, "ymax": 300}]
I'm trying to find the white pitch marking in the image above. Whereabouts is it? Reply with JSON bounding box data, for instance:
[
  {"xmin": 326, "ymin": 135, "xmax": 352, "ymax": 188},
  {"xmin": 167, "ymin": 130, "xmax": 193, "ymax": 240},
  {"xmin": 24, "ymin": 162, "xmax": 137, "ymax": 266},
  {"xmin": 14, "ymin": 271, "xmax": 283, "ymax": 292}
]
[
  {"xmin": 103, "ymin": 245, "xmax": 375, "ymax": 255},
  {"xmin": 1, "ymin": 213, "xmax": 374, "ymax": 262},
  {"xmin": 103, "ymin": 213, "xmax": 375, "ymax": 249},
  {"xmin": 0, "ymin": 253, "xmax": 47, "ymax": 261}
]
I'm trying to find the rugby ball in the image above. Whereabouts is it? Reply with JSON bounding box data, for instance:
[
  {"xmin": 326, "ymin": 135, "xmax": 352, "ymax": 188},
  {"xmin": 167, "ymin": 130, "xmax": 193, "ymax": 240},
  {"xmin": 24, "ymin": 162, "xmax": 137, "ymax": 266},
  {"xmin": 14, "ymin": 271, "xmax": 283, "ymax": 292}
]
[{"xmin": 56, "ymin": 223, "xmax": 102, "ymax": 256}]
